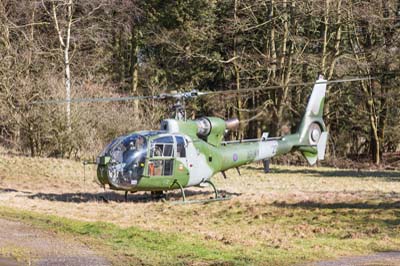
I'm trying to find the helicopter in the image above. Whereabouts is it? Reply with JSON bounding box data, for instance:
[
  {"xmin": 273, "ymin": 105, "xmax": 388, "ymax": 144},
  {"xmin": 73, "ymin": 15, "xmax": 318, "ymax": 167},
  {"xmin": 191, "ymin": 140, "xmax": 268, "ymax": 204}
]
[
  {"xmin": 36, "ymin": 75, "xmax": 372, "ymax": 203},
  {"xmin": 97, "ymin": 76, "xmax": 329, "ymax": 203}
]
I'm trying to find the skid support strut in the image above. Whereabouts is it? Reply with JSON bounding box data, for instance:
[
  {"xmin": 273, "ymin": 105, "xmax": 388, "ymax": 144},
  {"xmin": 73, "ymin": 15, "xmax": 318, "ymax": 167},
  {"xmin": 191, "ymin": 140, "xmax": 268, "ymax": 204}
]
[
  {"xmin": 124, "ymin": 191, "xmax": 128, "ymax": 202},
  {"xmin": 169, "ymin": 179, "xmax": 231, "ymax": 205}
]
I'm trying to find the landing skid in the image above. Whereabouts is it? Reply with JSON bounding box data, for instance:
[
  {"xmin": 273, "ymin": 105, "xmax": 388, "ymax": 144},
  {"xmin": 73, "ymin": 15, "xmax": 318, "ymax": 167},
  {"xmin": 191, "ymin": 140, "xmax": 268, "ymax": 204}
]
[
  {"xmin": 99, "ymin": 182, "xmax": 230, "ymax": 204},
  {"xmin": 168, "ymin": 196, "xmax": 231, "ymax": 205},
  {"xmin": 167, "ymin": 179, "xmax": 231, "ymax": 205}
]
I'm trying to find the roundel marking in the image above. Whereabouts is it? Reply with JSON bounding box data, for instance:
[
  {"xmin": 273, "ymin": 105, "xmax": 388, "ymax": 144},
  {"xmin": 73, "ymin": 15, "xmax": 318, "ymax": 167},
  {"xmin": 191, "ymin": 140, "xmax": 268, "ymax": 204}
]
[{"xmin": 233, "ymin": 153, "xmax": 238, "ymax": 162}]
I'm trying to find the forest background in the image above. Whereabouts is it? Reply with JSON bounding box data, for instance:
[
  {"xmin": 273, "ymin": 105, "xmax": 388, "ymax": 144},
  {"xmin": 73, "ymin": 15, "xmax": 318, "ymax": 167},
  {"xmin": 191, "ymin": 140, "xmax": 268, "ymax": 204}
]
[{"xmin": 0, "ymin": 0, "xmax": 399, "ymax": 166}]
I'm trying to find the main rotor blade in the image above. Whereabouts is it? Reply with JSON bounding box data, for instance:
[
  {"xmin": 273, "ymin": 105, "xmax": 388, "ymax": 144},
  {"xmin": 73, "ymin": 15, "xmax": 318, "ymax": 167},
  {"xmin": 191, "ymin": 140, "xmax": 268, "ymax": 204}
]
[
  {"xmin": 31, "ymin": 94, "xmax": 157, "ymax": 105},
  {"xmin": 200, "ymin": 76, "xmax": 375, "ymax": 96},
  {"xmin": 31, "ymin": 76, "xmax": 374, "ymax": 105}
]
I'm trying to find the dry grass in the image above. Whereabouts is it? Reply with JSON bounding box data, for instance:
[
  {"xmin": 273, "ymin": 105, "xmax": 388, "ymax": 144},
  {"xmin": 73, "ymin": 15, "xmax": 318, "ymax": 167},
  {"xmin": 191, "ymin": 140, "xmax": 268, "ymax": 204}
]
[
  {"xmin": 0, "ymin": 245, "xmax": 33, "ymax": 264},
  {"xmin": 1, "ymin": 154, "xmax": 400, "ymax": 265}
]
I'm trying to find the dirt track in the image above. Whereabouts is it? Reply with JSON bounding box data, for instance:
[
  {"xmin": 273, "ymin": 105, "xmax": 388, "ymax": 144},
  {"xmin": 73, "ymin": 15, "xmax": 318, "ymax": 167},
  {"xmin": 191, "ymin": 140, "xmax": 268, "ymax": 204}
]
[
  {"xmin": 308, "ymin": 252, "xmax": 400, "ymax": 266},
  {"xmin": 0, "ymin": 218, "xmax": 110, "ymax": 266}
]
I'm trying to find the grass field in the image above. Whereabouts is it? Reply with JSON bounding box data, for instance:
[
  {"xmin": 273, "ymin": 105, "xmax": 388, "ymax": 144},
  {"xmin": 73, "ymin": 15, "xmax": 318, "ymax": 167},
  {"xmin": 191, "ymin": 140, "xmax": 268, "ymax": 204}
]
[{"xmin": 0, "ymin": 153, "xmax": 400, "ymax": 265}]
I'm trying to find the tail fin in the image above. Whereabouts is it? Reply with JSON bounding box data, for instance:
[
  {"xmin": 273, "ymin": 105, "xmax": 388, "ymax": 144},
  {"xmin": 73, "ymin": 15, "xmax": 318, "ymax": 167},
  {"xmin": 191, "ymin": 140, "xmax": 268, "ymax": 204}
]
[{"xmin": 297, "ymin": 76, "xmax": 329, "ymax": 165}]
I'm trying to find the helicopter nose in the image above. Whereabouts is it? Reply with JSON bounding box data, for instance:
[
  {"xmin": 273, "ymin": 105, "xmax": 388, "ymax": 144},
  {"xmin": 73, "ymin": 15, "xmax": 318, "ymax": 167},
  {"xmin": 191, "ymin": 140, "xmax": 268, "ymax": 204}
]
[{"xmin": 97, "ymin": 165, "xmax": 109, "ymax": 185}]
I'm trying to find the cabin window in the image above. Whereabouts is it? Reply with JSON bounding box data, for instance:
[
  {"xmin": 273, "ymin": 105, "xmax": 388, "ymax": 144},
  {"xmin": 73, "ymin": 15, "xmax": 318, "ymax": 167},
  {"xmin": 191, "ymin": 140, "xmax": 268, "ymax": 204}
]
[
  {"xmin": 175, "ymin": 136, "xmax": 186, "ymax": 158},
  {"xmin": 148, "ymin": 159, "xmax": 174, "ymax": 176},
  {"xmin": 163, "ymin": 159, "xmax": 174, "ymax": 175}
]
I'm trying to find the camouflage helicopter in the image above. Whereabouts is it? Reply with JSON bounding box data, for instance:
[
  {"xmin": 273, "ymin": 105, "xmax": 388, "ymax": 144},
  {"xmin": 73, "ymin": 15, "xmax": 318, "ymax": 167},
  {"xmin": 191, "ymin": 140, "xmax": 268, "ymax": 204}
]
[
  {"xmin": 38, "ymin": 75, "xmax": 371, "ymax": 203},
  {"xmin": 95, "ymin": 76, "xmax": 330, "ymax": 203}
]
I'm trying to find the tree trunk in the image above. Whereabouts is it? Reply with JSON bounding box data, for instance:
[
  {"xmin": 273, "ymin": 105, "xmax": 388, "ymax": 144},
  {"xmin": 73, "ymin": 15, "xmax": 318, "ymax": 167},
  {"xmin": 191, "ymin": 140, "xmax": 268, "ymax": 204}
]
[
  {"xmin": 348, "ymin": 4, "xmax": 381, "ymax": 165},
  {"xmin": 233, "ymin": 0, "xmax": 243, "ymax": 139},
  {"xmin": 52, "ymin": 0, "xmax": 73, "ymax": 131},
  {"xmin": 271, "ymin": 0, "xmax": 292, "ymax": 136},
  {"xmin": 131, "ymin": 26, "xmax": 139, "ymax": 114},
  {"xmin": 65, "ymin": 0, "xmax": 72, "ymax": 131}
]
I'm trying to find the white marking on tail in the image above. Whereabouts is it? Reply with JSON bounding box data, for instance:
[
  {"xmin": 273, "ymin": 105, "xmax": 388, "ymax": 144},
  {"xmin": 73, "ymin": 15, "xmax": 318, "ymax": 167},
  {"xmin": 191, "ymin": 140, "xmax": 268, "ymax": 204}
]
[{"xmin": 306, "ymin": 77, "xmax": 327, "ymax": 116}]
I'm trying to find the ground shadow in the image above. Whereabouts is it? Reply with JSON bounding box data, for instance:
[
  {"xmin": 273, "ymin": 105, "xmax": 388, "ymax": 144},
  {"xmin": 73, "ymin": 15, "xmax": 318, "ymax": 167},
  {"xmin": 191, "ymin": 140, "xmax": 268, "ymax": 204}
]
[
  {"xmin": 0, "ymin": 188, "xmax": 19, "ymax": 193},
  {"xmin": 243, "ymin": 165, "xmax": 400, "ymax": 180},
  {"xmin": 270, "ymin": 198, "xmax": 400, "ymax": 229},
  {"xmin": 0, "ymin": 188, "xmax": 32, "ymax": 194},
  {"xmin": 26, "ymin": 189, "xmax": 241, "ymax": 204}
]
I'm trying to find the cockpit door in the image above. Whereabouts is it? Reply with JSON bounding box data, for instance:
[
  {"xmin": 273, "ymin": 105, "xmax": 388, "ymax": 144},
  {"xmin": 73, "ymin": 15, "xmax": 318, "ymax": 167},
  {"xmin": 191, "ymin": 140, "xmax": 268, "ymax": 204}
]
[{"xmin": 145, "ymin": 135, "xmax": 190, "ymax": 189}]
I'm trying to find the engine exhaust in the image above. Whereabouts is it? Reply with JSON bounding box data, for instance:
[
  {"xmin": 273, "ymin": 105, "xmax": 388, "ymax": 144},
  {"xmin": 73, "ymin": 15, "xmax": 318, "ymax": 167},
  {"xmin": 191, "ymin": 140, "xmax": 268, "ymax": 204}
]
[{"xmin": 225, "ymin": 118, "xmax": 239, "ymax": 130}]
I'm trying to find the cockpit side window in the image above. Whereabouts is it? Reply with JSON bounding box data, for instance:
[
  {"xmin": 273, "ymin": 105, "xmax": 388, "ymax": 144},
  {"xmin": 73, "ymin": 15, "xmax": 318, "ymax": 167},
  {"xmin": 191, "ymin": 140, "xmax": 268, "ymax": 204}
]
[{"xmin": 150, "ymin": 136, "xmax": 174, "ymax": 157}]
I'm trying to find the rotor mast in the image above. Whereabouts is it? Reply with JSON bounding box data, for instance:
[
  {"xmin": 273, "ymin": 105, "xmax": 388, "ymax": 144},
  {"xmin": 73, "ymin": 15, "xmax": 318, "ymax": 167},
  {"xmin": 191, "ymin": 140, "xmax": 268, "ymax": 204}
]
[
  {"xmin": 168, "ymin": 90, "xmax": 201, "ymax": 121},
  {"xmin": 172, "ymin": 99, "xmax": 186, "ymax": 120}
]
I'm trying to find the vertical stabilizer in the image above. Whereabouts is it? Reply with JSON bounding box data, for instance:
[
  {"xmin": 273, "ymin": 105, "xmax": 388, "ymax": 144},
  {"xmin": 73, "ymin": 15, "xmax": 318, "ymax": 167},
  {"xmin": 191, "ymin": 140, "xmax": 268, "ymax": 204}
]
[{"xmin": 297, "ymin": 76, "xmax": 328, "ymax": 165}]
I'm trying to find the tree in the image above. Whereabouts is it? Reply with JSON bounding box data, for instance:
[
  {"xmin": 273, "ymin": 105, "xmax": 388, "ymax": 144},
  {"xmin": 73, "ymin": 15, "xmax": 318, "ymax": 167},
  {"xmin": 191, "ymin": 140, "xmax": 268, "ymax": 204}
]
[{"xmin": 41, "ymin": 0, "xmax": 73, "ymax": 130}]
